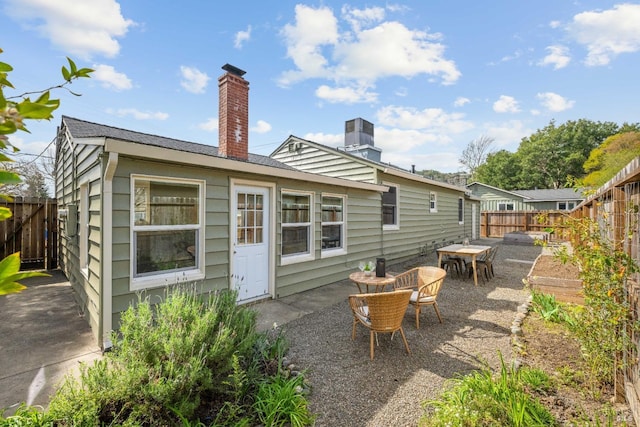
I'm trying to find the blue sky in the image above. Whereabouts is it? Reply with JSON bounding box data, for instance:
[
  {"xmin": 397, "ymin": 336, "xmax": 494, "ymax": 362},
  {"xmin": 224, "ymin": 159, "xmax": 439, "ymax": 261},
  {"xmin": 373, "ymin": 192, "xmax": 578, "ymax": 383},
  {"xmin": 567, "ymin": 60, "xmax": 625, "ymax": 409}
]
[{"xmin": 3, "ymin": 1, "xmax": 639, "ymax": 173}]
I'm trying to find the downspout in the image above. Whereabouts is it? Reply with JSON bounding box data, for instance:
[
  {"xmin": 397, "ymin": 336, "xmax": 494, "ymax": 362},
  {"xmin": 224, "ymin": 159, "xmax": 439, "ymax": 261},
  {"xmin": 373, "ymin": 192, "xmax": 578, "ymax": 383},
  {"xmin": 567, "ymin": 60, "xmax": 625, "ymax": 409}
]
[{"xmin": 101, "ymin": 152, "xmax": 118, "ymax": 350}]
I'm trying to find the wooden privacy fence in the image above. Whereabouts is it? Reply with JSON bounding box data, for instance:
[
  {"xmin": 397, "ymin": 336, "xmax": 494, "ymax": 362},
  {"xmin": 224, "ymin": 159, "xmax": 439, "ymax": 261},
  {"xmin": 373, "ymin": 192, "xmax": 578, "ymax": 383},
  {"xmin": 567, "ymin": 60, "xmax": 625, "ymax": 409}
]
[
  {"xmin": 0, "ymin": 197, "xmax": 58, "ymax": 270},
  {"xmin": 480, "ymin": 210, "xmax": 570, "ymax": 241},
  {"xmin": 571, "ymin": 157, "xmax": 640, "ymax": 422}
]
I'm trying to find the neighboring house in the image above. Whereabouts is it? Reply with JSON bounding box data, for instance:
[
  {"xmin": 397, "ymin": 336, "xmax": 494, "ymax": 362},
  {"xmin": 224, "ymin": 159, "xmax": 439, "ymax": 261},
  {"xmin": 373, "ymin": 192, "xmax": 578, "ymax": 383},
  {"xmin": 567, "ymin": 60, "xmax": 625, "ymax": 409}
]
[
  {"xmin": 55, "ymin": 65, "xmax": 478, "ymax": 348},
  {"xmin": 271, "ymin": 118, "xmax": 481, "ymax": 263},
  {"xmin": 467, "ymin": 182, "xmax": 585, "ymax": 211}
]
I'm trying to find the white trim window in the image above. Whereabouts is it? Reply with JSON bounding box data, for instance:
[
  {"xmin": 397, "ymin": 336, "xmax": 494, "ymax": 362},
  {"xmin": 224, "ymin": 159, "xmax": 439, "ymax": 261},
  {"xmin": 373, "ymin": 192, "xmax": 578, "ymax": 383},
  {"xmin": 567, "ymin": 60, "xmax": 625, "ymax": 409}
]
[
  {"xmin": 382, "ymin": 184, "xmax": 399, "ymax": 229},
  {"xmin": 321, "ymin": 194, "xmax": 346, "ymax": 255},
  {"xmin": 557, "ymin": 201, "xmax": 575, "ymax": 211},
  {"xmin": 281, "ymin": 191, "xmax": 313, "ymax": 260},
  {"xmin": 458, "ymin": 197, "xmax": 464, "ymax": 224},
  {"xmin": 131, "ymin": 175, "xmax": 204, "ymax": 290},
  {"xmin": 429, "ymin": 191, "xmax": 437, "ymax": 213},
  {"xmin": 498, "ymin": 202, "xmax": 515, "ymax": 211}
]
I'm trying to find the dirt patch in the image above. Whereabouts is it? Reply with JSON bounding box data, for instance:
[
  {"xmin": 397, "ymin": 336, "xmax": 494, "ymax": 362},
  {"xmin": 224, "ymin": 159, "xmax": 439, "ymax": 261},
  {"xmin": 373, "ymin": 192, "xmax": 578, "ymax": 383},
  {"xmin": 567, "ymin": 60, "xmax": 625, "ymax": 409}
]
[{"xmin": 521, "ymin": 255, "xmax": 634, "ymax": 425}]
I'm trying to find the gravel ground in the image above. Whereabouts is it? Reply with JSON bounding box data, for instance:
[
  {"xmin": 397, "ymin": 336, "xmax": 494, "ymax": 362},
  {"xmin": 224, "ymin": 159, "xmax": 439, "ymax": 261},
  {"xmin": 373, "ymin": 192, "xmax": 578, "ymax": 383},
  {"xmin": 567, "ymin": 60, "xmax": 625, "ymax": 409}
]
[{"xmin": 283, "ymin": 242, "xmax": 543, "ymax": 427}]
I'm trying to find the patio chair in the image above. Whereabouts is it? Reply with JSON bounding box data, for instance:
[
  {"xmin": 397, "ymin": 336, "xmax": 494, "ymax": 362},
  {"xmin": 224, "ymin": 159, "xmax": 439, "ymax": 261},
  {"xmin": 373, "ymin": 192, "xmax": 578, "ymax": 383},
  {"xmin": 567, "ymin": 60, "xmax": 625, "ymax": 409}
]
[
  {"xmin": 348, "ymin": 289, "xmax": 413, "ymax": 360},
  {"xmin": 466, "ymin": 246, "xmax": 499, "ymax": 281},
  {"xmin": 394, "ymin": 266, "xmax": 447, "ymax": 328}
]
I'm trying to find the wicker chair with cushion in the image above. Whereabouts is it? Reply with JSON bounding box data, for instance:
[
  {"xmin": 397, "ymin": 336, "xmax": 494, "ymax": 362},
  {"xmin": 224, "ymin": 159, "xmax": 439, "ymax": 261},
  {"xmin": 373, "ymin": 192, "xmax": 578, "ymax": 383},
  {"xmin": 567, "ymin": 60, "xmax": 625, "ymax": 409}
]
[
  {"xmin": 348, "ymin": 289, "xmax": 413, "ymax": 360},
  {"xmin": 394, "ymin": 266, "xmax": 447, "ymax": 328}
]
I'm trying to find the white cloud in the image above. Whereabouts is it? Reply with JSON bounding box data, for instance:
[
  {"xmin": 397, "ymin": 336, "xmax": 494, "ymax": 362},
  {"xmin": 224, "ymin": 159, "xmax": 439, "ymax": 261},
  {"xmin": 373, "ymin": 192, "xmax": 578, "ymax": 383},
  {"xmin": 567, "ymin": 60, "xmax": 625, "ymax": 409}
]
[
  {"xmin": 4, "ymin": 0, "xmax": 134, "ymax": 59},
  {"xmin": 251, "ymin": 120, "xmax": 272, "ymax": 134},
  {"xmin": 539, "ymin": 45, "xmax": 571, "ymax": 69},
  {"xmin": 107, "ymin": 108, "xmax": 169, "ymax": 120},
  {"xmin": 493, "ymin": 95, "xmax": 520, "ymax": 113},
  {"xmin": 315, "ymin": 85, "xmax": 378, "ymax": 104},
  {"xmin": 536, "ymin": 92, "xmax": 575, "ymax": 112},
  {"xmin": 454, "ymin": 97, "xmax": 470, "ymax": 107},
  {"xmin": 376, "ymin": 105, "xmax": 473, "ymax": 135},
  {"xmin": 278, "ymin": 4, "xmax": 460, "ymax": 104},
  {"xmin": 180, "ymin": 66, "xmax": 210, "ymax": 94},
  {"xmin": 341, "ymin": 5, "xmax": 385, "ymax": 32},
  {"xmin": 198, "ymin": 117, "xmax": 218, "ymax": 132},
  {"xmin": 566, "ymin": 3, "xmax": 640, "ymax": 66},
  {"xmin": 303, "ymin": 132, "xmax": 344, "ymax": 147},
  {"xmin": 92, "ymin": 64, "xmax": 132, "ymax": 91},
  {"xmin": 234, "ymin": 26, "xmax": 251, "ymax": 49},
  {"xmin": 480, "ymin": 120, "xmax": 533, "ymax": 150}
]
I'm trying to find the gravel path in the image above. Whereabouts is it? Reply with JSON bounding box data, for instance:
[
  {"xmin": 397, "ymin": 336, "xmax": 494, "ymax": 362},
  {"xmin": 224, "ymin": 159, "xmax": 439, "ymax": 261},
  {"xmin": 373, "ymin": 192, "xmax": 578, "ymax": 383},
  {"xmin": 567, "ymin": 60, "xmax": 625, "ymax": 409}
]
[{"xmin": 283, "ymin": 243, "xmax": 543, "ymax": 427}]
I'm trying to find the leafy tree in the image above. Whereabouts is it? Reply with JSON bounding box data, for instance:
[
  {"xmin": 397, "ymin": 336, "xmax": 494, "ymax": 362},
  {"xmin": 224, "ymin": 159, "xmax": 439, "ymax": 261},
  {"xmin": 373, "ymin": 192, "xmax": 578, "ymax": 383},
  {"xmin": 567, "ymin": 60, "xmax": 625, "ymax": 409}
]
[
  {"xmin": 459, "ymin": 135, "xmax": 494, "ymax": 175},
  {"xmin": 582, "ymin": 131, "xmax": 640, "ymax": 188},
  {"xmin": 0, "ymin": 159, "xmax": 50, "ymax": 197},
  {"xmin": 517, "ymin": 119, "xmax": 622, "ymax": 189},
  {"xmin": 0, "ymin": 48, "xmax": 92, "ymax": 295},
  {"xmin": 473, "ymin": 150, "xmax": 522, "ymax": 190}
]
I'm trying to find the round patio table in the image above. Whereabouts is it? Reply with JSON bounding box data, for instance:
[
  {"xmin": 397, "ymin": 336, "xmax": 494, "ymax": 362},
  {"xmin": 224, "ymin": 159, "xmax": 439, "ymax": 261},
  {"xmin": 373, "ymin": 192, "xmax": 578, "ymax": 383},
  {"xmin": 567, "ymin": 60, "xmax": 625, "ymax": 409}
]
[{"xmin": 348, "ymin": 271, "xmax": 396, "ymax": 293}]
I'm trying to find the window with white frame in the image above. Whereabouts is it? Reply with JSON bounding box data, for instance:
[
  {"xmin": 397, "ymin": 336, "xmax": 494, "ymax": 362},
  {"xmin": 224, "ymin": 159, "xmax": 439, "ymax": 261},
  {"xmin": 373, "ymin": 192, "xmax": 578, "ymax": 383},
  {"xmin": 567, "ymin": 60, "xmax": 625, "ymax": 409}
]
[
  {"xmin": 282, "ymin": 192, "xmax": 312, "ymax": 257},
  {"xmin": 498, "ymin": 202, "xmax": 515, "ymax": 211},
  {"xmin": 382, "ymin": 185, "xmax": 398, "ymax": 227},
  {"xmin": 458, "ymin": 197, "xmax": 464, "ymax": 224},
  {"xmin": 131, "ymin": 176, "xmax": 203, "ymax": 287},
  {"xmin": 321, "ymin": 195, "xmax": 345, "ymax": 251},
  {"xmin": 429, "ymin": 192, "xmax": 437, "ymax": 213},
  {"xmin": 557, "ymin": 201, "xmax": 575, "ymax": 211}
]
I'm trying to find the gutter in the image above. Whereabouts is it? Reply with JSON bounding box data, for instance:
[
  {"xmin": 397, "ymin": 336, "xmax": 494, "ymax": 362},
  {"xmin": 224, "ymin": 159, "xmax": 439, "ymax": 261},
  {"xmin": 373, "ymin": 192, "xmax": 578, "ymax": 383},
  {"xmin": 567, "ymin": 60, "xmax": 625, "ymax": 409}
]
[{"xmin": 101, "ymin": 152, "xmax": 118, "ymax": 350}]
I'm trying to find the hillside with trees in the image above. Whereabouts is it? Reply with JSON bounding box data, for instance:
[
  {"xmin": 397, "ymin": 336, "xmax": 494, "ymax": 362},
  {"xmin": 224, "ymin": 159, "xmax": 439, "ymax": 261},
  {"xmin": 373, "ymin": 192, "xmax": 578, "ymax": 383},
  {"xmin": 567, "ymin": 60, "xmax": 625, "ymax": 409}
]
[{"xmin": 468, "ymin": 119, "xmax": 640, "ymax": 191}]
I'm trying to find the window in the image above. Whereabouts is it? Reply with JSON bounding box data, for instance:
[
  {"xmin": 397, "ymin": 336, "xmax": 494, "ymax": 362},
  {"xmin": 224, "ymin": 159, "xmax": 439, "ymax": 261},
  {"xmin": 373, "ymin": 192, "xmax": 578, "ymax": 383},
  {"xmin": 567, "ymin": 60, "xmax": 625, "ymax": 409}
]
[
  {"xmin": 497, "ymin": 202, "xmax": 515, "ymax": 211},
  {"xmin": 429, "ymin": 192, "xmax": 437, "ymax": 213},
  {"xmin": 382, "ymin": 185, "xmax": 398, "ymax": 228},
  {"xmin": 458, "ymin": 197, "xmax": 464, "ymax": 224},
  {"xmin": 557, "ymin": 201, "xmax": 575, "ymax": 211},
  {"xmin": 321, "ymin": 195, "xmax": 345, "ymax": 252},
  {"xmin": 131, "ymin": 176, "xmax": 204, "ymax": 289},
  {"xmin": 282, "ymin": 192, "xmax": 312, "ymax": 258}
]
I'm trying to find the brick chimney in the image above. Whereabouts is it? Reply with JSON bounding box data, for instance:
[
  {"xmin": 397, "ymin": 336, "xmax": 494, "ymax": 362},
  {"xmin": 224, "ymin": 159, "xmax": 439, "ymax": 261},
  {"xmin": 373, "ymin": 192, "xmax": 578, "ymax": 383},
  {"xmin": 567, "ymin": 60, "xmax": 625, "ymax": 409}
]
[{"xmin": 218, "ymin": 64, "xmax": 249, "ymax": 161}]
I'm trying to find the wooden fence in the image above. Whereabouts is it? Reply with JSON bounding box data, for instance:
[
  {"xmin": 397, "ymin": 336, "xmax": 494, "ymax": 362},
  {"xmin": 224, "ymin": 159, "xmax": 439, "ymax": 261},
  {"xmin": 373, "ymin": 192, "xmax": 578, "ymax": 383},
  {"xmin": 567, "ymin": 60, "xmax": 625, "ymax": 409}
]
[
  {"xmin": 0, "ymin": 197, "xmax": 58, "ymax": 270},
  {"xmin": 571, "ymin": 157, "xmax": 640, "ymax": 422},
  {"xmin": 480, "ymin": 210, "xmax": 570, "ymax": 241}
]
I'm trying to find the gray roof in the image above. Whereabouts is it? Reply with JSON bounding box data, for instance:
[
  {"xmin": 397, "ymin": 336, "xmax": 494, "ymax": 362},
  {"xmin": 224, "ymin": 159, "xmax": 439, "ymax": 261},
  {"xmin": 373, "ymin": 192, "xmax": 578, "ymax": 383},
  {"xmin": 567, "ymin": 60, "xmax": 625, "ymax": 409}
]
[
  {"xmin": 62, "ymin": 116, "xmax": 296, "ymax": 170},
  {"xmin": 514, "ymin": 188, "xmax": 584, "ymax": 202}
]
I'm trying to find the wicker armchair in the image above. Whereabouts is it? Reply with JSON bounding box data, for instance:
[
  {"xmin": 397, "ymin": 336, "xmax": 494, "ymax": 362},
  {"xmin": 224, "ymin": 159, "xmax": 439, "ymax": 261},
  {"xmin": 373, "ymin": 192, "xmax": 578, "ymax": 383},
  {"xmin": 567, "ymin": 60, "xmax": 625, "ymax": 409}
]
[
  {"xmin": 394, "ymin": 266, "xmax": 447, "ymax": 328},
  {"xmin": 348, "ymin": 289, "xmax": 412, "ymax": 360}
]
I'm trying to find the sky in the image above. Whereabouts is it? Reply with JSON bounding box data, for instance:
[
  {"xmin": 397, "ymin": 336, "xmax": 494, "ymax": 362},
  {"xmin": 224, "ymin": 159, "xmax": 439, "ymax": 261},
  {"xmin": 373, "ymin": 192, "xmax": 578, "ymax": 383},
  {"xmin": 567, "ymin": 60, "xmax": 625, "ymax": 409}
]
[{"xmin": 3, "ymin": 0, "xmax": 640, "ymax": 174}]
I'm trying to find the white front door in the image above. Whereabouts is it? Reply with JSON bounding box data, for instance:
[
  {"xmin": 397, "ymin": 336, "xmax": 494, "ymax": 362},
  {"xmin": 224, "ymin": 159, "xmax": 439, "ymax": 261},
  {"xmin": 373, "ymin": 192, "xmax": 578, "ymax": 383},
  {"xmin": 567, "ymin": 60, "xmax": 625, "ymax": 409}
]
[{"xmin": 232, "ymin": 185, "xmax": 270, "ymax": 302}]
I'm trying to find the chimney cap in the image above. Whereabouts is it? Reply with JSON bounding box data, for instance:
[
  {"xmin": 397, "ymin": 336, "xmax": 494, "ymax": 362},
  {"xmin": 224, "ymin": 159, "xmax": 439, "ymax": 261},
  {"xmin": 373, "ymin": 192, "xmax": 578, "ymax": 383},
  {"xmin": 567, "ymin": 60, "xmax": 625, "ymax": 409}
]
[{"xmin": 222, "ymin": 63, "xmax": 246, "ymax": 77}]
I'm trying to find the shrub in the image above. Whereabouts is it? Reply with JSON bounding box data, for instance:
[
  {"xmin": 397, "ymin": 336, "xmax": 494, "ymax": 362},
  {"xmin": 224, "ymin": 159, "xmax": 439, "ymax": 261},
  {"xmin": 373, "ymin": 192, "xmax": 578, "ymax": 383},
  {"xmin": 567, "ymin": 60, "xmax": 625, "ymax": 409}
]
[
  {"xmin": 48, "ymin": 287, "xmax": 258, "ymax": 426},
  {"xmin": 420, "ymin": 354, "xmax": 555, "ymax": 427}
]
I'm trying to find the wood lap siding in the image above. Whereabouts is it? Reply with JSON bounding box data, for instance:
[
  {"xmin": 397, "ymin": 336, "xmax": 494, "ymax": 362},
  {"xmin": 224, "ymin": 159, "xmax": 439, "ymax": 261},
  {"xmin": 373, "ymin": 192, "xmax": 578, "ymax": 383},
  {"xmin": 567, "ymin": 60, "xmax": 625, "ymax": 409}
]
[
  {"xmin": 274, "ymin": 186, "xmax": 381, "ymax": 298},
  {"xmin": 55, "ymin": 136, "xmax": 103, "ymax": 343},
  {"xmin": 272, "ymin": 143, "xmax": 376, "ymax": 183}
]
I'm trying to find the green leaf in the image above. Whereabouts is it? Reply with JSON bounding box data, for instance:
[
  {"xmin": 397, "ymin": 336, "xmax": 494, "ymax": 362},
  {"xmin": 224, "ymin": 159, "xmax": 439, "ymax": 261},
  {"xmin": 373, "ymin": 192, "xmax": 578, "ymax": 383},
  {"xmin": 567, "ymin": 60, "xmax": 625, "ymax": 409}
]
[
  {"xmin": 61, "ymin": 65, "xmax": 71, "ymax": 82},
  {"xmin": 0, "ymin": 281, "xmax": 26, "ymax": 295},
  {"xmin": 0, "ymin": 170, "xmax": 21, "ymax": 185},
  {"xmin": 16, "ymin": 98, "xmax": 60, "ymax": 120},
  {"xmin": 66, "ymin": 57, "xmax": 78, "ymax": 74},
  {"xmin": 0, "ymin": 207, "xmax": 12, "ymax": 221},
  {"xmin": 0, "ymin": 61, "xmax": 12, "ymax": 72},
  {"xmin": 0, "ymin": 252, "xmax": 50, "ymax": 296}
]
